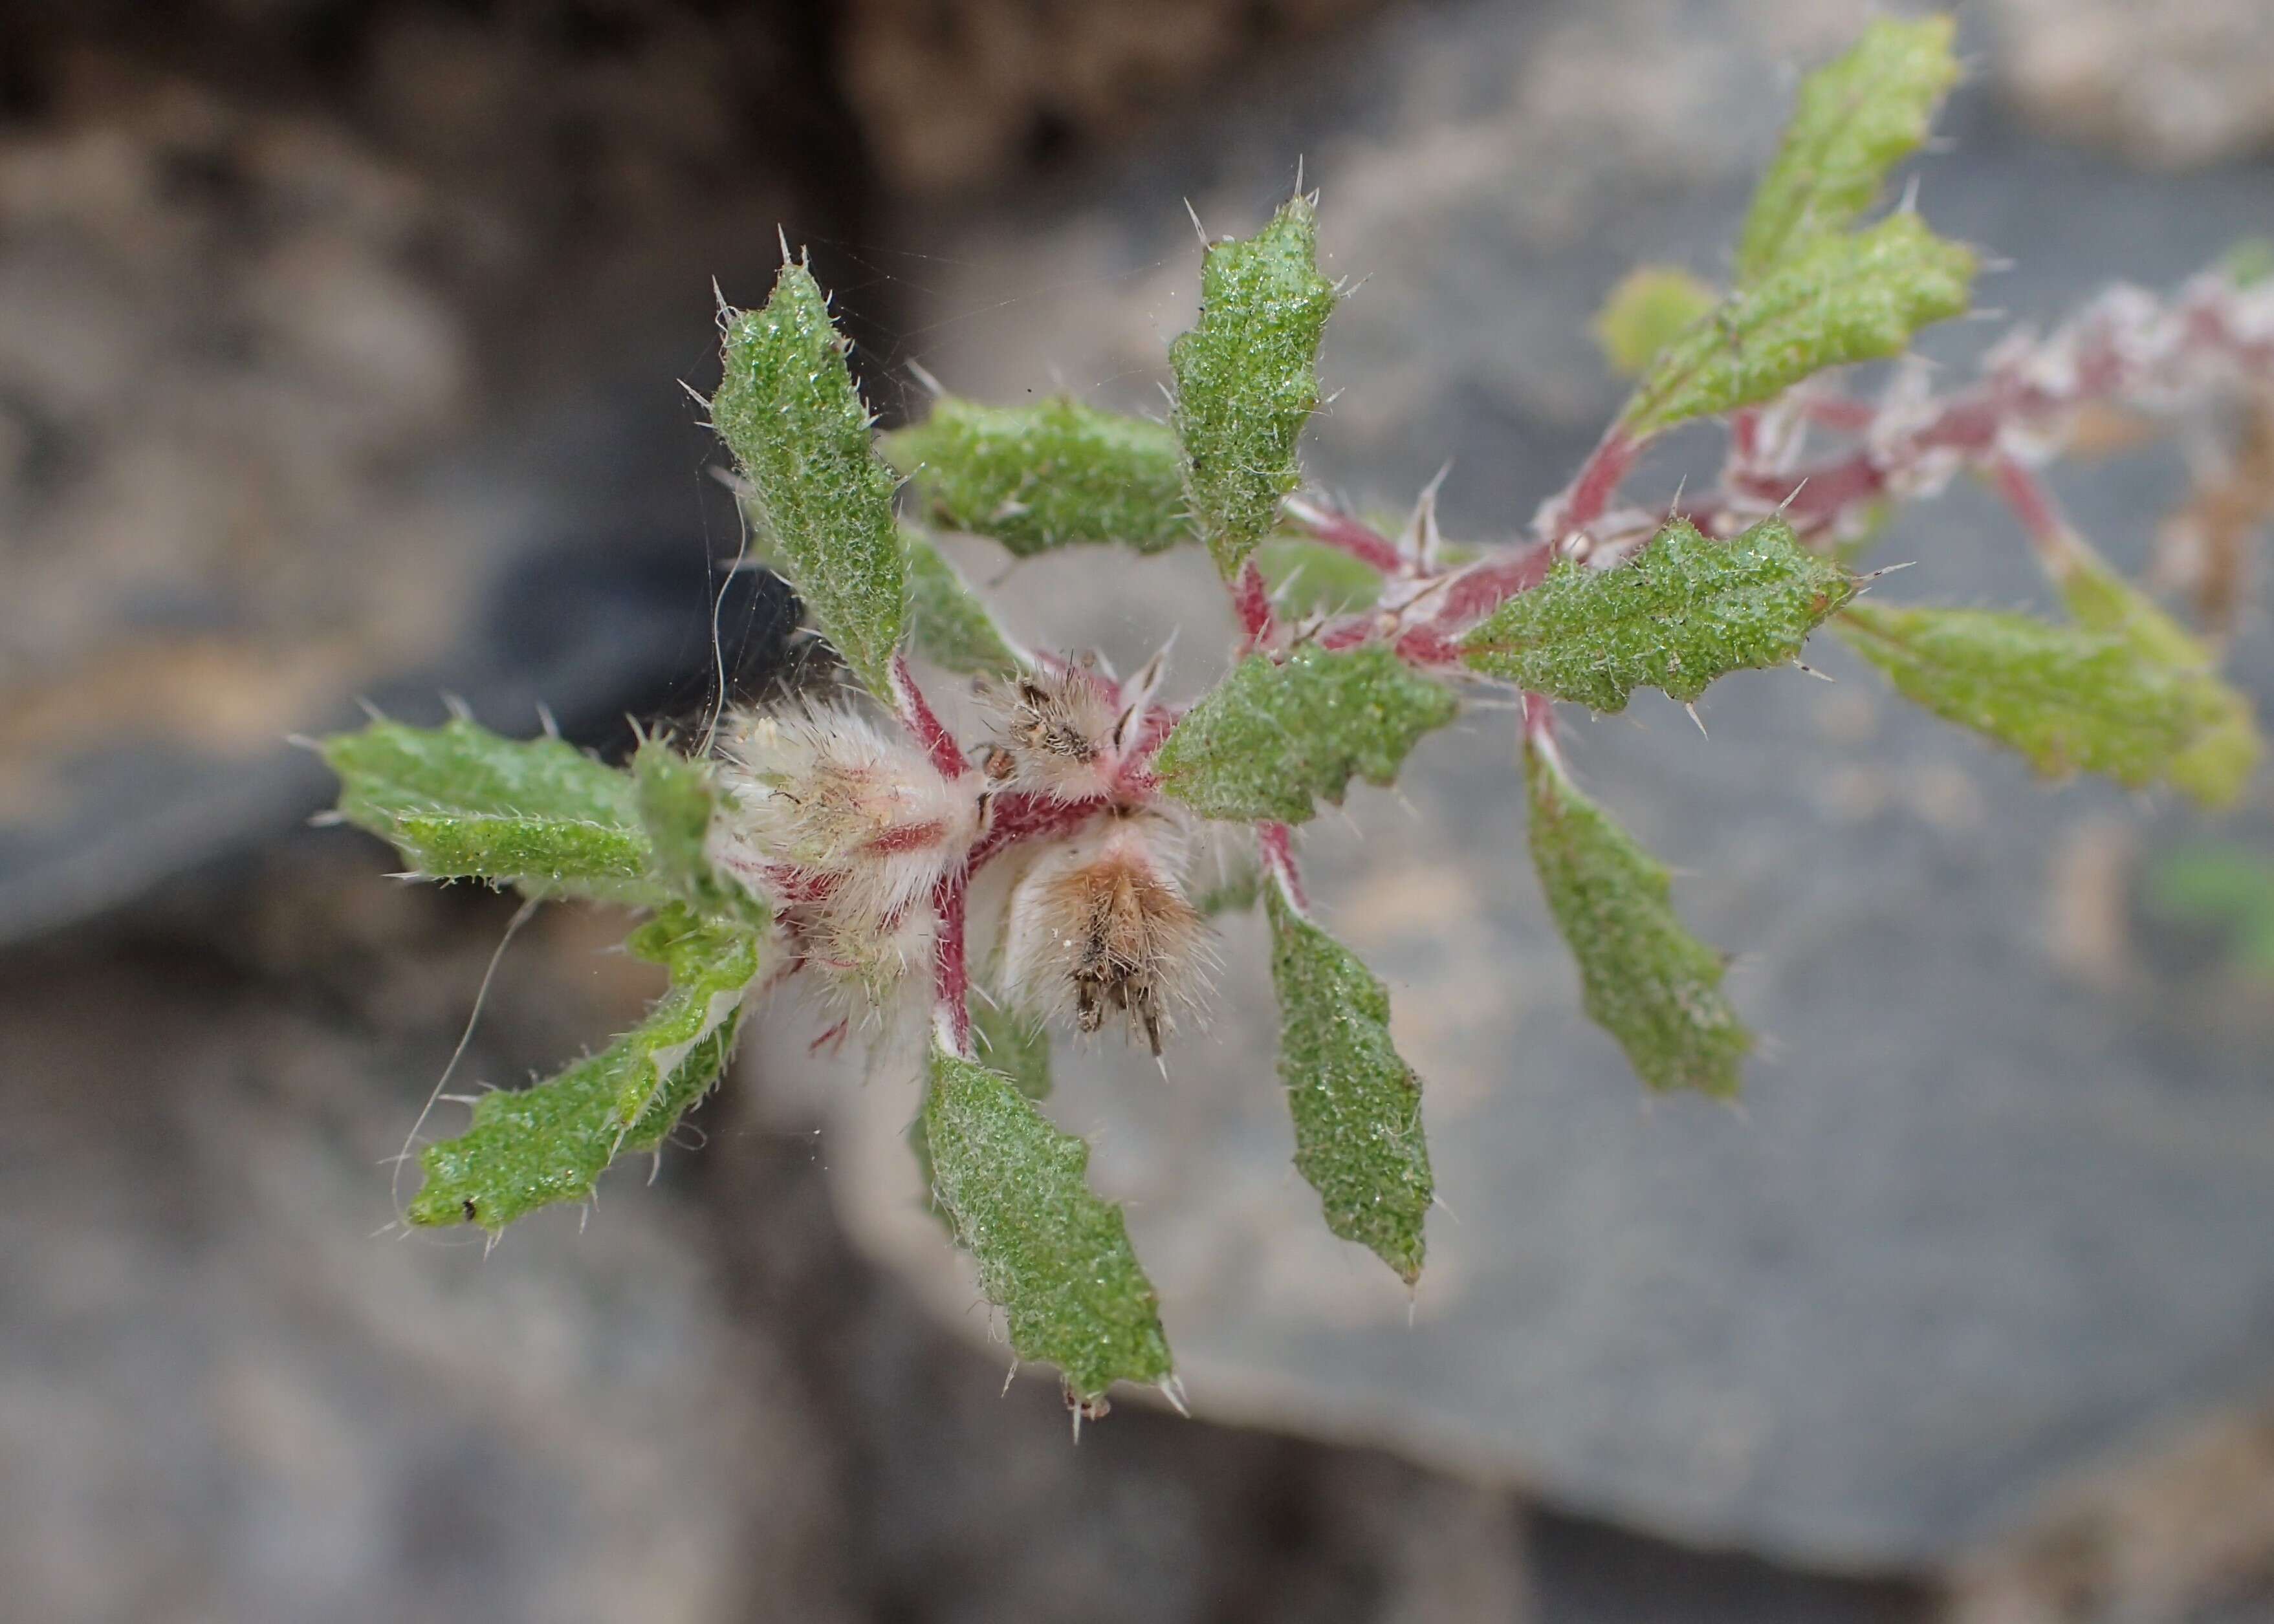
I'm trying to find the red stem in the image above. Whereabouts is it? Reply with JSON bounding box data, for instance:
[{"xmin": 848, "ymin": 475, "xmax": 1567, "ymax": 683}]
[
  {"xmin": 1987, "ymin": 454, "xmax": 2070, "ymax": 560},
  {"xmin": 968, "ymin": 790, "xmax": 1108, "ymax": 871},
  {"xmin": 891, "ymin": 653, "xmax": 968, "ymax": 781},
  {"xmin": 1545, "ymin": 427, "xmax": 1640, "ymax": 537},
  {"xmin": 1522, "ymin": 690, "xmax": 1557, "ymax": 743},
  {"xmin": 1232, "ymin": 559, "xmax": 1276, "ymax": 651},
  {"xmin": 932, "ymin": 869, "xmax": 970, "ymax": 1054},
  {"xmin": 1258, "ymin": 821, "xmax": 1307, "ymax": 913},
  {"xmin": 1285, "ymin": 497, "xmax": 1408, "ymax": 575}
]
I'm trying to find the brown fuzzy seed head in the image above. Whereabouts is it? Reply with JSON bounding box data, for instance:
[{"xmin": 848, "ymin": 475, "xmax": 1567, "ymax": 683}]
[
  {"xmin": 985, "ymin": 664, "xmax": 1121, "ymax": 801},
  {"xmin": 1002, "ymin": 816, "xmax": 1208, "ymax": 1056}
]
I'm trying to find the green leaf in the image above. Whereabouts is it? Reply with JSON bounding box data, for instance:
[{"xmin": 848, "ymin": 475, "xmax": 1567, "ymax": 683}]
[
  {"xmin": 322, "ymin": 715, "xmax": 661, "ymax": 904},
  {"xmin": 1154, "ymin": 644, "xmax": 1458, "ymax": 824},
  {"xmin": 922, "ymin": 1045, "xmax": 1172, "ymax": 1404},
  {"xmin": 903, "ymin": 532, "xmax": 1027, "ymax": 678},
  {"xmin": 1525, "ymin": 744, "xmax": 1750, "ymax": 1098},
  {"xmin": 1593, "ymin": 265, "xmax": 1720, "ymax": 377},
  {"xmin": 408, "ymin": 909, "xmax": 761, "ymax": 1228},
  {"xmin": 885, "ymin": 396, "xmax": 1188, "ymax": 556},
  {"xmin": 712, "ymin": 262, "xmax": 906, "ymax": 694},
  {"xmin": 602, "ymin": 909, "xmax": 763, "ymax": 1128},
  {"xmin": 908, "ymin": 999, "xmax": 1051, "ymax": 1229},
  {"xmin": 631, "ymin": 740, "xmax": 776, "ymax": 928},
  {"xmin": 1265, "ymin": 883, "xmax": 1432, "ymax": 1283},
  {"xmin": 1625, "ymin": 213, "xmax": 1974, "ymax": 435},
  {"xmin": 970, "ymin": 999, "xmax": 1053, "ymax": 1101},
  {"xmin": 2048, "ymin": 543, "xmax": 2262, "ymax": 810},
  {"xmin": 1736, "ymin": 16, "xmax": 1960, "ymax": 284},
  {"xmin": 1835, "ymin": 602, "xmax": 2237, "ymax": 790},
  {"xmin": 1253, "ymin": 536, "xmax": 1385, "ymax": 616},
  {"xmin": 1170, "ymin": 194, "xmax": 1339, "ymax": 577},
  {"xmin": 1461, "ymin": 517, "xmax": 1854, "ymax": 710},
  {"xmin": 2148, "ymin": 844, "xmax": 2274, "ymax": 977},
  {"xmin": 2220, "ymin": 237, "xmax": 2274, "ymax": 289}
]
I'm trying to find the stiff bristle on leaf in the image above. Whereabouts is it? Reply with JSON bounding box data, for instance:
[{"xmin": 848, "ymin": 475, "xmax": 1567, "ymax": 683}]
[
  {"xmin": 1462, "ymin": 517, "xmax": 1854, "ymax": 711},
  {"xmin": 712, "ymin": 263, "xmax": 906, "ymax": 695},
  {"xmin": 408, "ymin": 907, "xmax": 761, "ymax": 1229},
  {"xmin": 1736, "ymin": 15, "xmax": 1961, "ymax": 284},
  {"xmin": 922, "ymin": 1045, "xmax": 1174, "ymax": 1405},
  {"xmin": 1525, "ymin": 742, "xmax": 1751, "ymax": 1099},
  {"xmin": 1265, "ymin": 883, "xmax": 1432, "ymax": 1284},
  {"xmin": 1170, "ymin": 193, "xmax": 1339, "ymax": 577},
  {"xmin": 1835, "ymin": 603, "xmax": 2242, "ymax": 792},
  {"xmin": 1155, "ymin": 644, "xmax": 1456, "ymax": 823},
  {"xmin": 1624, "ymin": 214, "xmax": 1974, "ymax": 435},
  {"xmin": 886, "ymin": 396, "xmax": 1190, "ymax": 556},
  {"xmin": 322, "ymin": 716, "xmax": 663, "ymax": 906}
]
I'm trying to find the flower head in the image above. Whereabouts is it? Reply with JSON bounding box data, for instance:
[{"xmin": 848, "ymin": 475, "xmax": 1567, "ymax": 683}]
[
  {"xmin": 707, "ymin": 701, "xmax": 981, "ymax": 1002},
  {"xmin": 981, "ymin": 649, "xmax": 1170, "ymax": 803},
  {"xmin": 1000, "ymin": 809, "xmax": 1208, "ymax": 1055}
]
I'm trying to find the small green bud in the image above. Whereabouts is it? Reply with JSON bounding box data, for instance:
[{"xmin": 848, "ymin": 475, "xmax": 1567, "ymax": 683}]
[{"xmin": 1593, "ymin": 265, "xmax": 1720, "ymax": 376}]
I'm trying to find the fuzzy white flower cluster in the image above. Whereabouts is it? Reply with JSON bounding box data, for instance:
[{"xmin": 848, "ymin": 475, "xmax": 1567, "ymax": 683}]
[{"xmin": 705, "ymin": 655, "xmax": 1210, "ymax": 1055}]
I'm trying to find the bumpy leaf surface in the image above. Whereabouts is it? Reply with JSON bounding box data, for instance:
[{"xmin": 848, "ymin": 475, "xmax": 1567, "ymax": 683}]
[
  {"xmin": 904, "ymin": 533, "xmax": 1027, "ymax": 678},
  {"xmin": 1593, "ymin": 265, "xmax": 1719, "ymax": 376},
  {"xmin": 1170, "ymin": 195, "xmax": 1338, "ymax": 576},
  {"xmin": 1526, "ymin": 747, "xmax": 1750, "ymax": 1098},
  {"xmin": 1736, "ymin": 16, "xmax": 1960, "ymax": 283},
  {"xmin": 632, "ymin": 741, "xmax": 774, "ymax": 927},
  {"xmin": 323, "ymin": 717, "xmax": 660, "ymax": 904},
  {"xmin": 923, "ymin": 1046, "xmax": 1172, "ymax": 1403},
  {"xmin": 1154, "ymin": 644, "xmax": 1457, "ymax": 823},
  {"xmin": 2050, "ymin": 545, "xmax": 2261, "ymax": 809},
  {"xmin": 1626, "ymin": 214, "xmax": 1973, "ymax": 433},
  {"xmin": 1836, "ymin": 603, "xmax": 2236, "ymax": 789},
  {"xmin": 1265, "ymin": 885, "xmax": 1432, "ymax": 1283},
  {"xmin": 970, "ymin": 1000, "xmax": 1053, "ymax": 1101},
  {"xmin": 713, "ymin": 263, "xmax": 905, "ymax": 693},
  {"xmin": 1461, "ymin": 517, "xmax": 1853, "ymax": 710},
  {"xmin": 408, "ymin": 909, "xmax": 761, "ymax": 1228},
  {"xmin": 887, "ymin": 396, "xmax": 1187, "ymax": 555},
  {"xmin": 908, "ymin": 999, "xmax": 1052, "ymax": 1224}
]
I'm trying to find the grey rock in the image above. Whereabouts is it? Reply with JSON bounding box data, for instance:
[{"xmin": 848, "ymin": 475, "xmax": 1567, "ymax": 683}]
[
  {"xmin": 0, "ymin": 869, "xmax": 773, "ymax": 1624},
  {"xmin": 807, "ymin": 0, "xmax": 2274, "ymax": 1574},
  {"xmin": 0, "ymin": 16, "xmax": 809, "ymax": 947},
  {"xmin": 1, "ymin": 838, "xmax": 1544, "ymax": 1623},
  {"xmin": 1991, "ymin": 0, "xmax": 2274, "ymax": 170}
]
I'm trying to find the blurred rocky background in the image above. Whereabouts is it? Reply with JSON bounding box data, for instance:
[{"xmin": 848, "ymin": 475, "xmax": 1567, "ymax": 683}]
[{"xmin": 5, "ymin": 2, "xmax": 2274, "ymax": 1621}]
